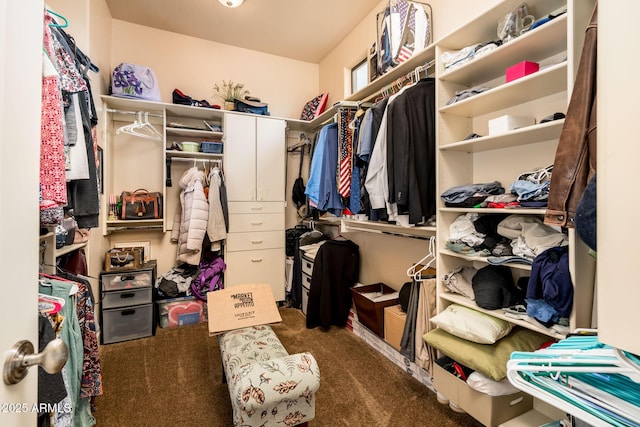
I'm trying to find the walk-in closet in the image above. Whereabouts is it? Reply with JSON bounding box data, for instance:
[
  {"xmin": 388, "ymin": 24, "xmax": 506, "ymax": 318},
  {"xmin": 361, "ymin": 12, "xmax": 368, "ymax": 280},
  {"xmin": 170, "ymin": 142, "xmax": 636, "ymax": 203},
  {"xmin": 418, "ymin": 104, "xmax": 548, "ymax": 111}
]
[{"xmin": 1, "ymin": 1, "xmax": 636, "ymax": 426}]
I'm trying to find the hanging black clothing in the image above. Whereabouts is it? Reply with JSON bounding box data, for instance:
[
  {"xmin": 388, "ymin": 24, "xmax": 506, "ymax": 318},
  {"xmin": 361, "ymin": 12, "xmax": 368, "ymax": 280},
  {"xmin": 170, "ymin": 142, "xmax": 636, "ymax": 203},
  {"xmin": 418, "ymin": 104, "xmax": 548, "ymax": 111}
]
[
  {"xmin": 387, "ymin": 78, "xmax": 436, "ymax": 224},
  {"xmin": 306, "ymin": 239, "xmax": 360, "ymax": 329}
]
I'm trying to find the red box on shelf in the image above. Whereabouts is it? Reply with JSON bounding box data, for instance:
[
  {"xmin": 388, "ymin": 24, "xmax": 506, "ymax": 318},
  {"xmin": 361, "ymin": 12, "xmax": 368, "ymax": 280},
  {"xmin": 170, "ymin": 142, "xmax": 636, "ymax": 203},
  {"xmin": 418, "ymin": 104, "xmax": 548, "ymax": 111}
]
[{"xmin": 505, "ymin": 61, "xmax": 539, "ymax": 83}]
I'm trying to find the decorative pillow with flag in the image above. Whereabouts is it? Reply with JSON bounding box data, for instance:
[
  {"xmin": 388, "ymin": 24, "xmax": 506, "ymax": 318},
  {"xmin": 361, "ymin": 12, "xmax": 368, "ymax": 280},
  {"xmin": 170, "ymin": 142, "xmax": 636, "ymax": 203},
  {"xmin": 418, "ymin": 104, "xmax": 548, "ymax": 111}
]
[{"xmin": 300, "ymin": 93, "xmax": 329, "ymax": 121}]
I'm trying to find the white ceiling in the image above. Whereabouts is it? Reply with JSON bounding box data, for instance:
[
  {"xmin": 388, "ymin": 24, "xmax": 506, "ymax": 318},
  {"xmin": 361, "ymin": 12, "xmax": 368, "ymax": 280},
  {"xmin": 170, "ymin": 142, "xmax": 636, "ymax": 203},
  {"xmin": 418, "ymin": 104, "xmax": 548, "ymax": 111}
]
[{"xmin": 105, "ymin": 0, "xmax": 381, "ymax": 63}]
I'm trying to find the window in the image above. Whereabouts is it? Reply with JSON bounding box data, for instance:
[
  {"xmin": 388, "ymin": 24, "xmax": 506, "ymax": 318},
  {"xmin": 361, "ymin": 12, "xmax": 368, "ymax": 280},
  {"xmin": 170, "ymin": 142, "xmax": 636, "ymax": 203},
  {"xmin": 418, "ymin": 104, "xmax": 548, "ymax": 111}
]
[{"xmin": 351, "ymin": 59, "xmax": 368, "ymax": 94}]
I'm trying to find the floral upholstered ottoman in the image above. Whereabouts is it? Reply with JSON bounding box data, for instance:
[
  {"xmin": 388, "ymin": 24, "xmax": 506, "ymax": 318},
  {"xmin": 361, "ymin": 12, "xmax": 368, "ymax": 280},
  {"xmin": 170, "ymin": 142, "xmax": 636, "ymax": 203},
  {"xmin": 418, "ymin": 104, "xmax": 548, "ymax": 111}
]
[{"xmin": 219, "ymin": 325, "xmax": 320, "ymax": 427}]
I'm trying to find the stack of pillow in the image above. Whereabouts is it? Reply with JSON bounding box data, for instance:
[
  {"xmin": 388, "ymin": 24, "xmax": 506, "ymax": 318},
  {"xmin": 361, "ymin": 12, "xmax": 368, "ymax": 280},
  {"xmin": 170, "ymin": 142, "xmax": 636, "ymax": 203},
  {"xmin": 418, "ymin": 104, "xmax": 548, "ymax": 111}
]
[{"xmin": 425, "ymin": 304, "xmax": 551, "ymax": 395}]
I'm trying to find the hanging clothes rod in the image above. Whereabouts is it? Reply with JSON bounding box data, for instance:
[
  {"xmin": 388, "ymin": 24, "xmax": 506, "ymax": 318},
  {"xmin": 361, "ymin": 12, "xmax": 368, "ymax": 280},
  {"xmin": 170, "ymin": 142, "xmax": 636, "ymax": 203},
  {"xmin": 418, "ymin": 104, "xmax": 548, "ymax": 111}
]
[
  {"xmin": 106, "ymin": 108, "xmax": 163, "ymax": 118},
  {"xmin": 370, "ymin": 59, "xmax": 436, "ymax": 101},
  {"xmin": 169, "ymin": 157, "xmax": 222, "ymax": 163}
]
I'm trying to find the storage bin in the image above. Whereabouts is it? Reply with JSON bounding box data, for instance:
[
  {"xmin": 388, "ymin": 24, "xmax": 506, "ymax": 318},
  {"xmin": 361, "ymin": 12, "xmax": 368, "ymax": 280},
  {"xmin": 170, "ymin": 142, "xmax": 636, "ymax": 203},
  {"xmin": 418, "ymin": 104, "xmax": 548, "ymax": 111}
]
[
  {"xmin": 156, "ymin": 296, "xmax": 206, "ymax": 328},
  {"xmin": 351, "ymin": 283, "xmax": 399, "ymax": 338},
  {"xmin": 488, "ymin": 114, "xmax": 535, "ymax": 135},
  {"xmin": 505, "ymin": 60, "xmax": 539, "ymax": 83},
  {"xmin": 101, "ymin": 303, "xmax": 153, "ymax": 344},
  {"xmin": 101, "ymin": 269, "xmax": 153, "ymax": 291},
  {"xmin": 102, "ymin": 287, "xmax": 152, "ymax": 309},
  {"xmin": 201, "ymin": 141, "xmax": 223, "ymax": 153},
  {"xmin": 433, "ymin": 357, "xmax": 533, "ymax": 426}
]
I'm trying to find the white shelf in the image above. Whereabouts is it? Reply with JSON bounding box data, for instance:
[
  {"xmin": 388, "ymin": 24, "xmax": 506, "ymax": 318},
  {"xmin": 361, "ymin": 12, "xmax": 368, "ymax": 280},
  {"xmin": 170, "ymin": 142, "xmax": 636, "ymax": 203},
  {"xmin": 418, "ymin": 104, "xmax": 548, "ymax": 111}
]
[
  {"xmin": 439, "ymin": 249, "xmax": 533, "ymax": 271},
  {"xmin": 497, "ymin": 408, "xmax": 556, "ymax": 427},
  {"xmin": 166, "ymin": 151, "xmax": 223, "ymax": 160},
  {"xmin": 439, "ymin": 62, "xmax": 567, "ymax": 117},
  {"xmin": 165, "ymin": 127, "xmax": 223, "ymax": 140},
  {"xmin": 439, "ymin": 15, "xmax": 568, "ymax": 87},
  {"xmin": 55, "ymin": 241, "xmax": 88, "ymax": 258},
  {"xmin": 439, "ymin": 119, "xmax": 564, "ymax": 153},
  {"xmin": 439, "ymin": 207, "xmax": 547, "ymax": 215},
  {"xmin": 292, "ymin": 44, "xmax": 437, "ymax": 132},
  {"xmin": 440, "ymin": 292, "xmax": 566, "ymax": 340},
  {"xmin": 341, "ymin": 219, "xmax": 436, "ymax": 239}
]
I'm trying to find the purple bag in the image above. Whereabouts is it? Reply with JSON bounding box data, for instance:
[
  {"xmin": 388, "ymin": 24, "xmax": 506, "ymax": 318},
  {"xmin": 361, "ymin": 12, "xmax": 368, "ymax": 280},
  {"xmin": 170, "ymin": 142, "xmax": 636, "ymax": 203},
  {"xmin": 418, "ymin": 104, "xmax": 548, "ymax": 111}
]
[
  {"xmin": 190, "ymin": 252, "xmax": 226, "ymax": 301},
  {"xmin": 111, "ymin": 63, "xmax": 161, "ymax": 101}
]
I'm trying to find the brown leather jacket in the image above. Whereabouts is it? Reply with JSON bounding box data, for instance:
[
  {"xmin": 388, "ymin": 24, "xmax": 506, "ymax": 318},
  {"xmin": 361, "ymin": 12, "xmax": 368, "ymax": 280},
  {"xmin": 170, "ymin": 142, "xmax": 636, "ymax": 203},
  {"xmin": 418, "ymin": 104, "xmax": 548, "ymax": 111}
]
[{"xmin": 544, "ymin": 3, "xmax": 597, "ymax": 228}]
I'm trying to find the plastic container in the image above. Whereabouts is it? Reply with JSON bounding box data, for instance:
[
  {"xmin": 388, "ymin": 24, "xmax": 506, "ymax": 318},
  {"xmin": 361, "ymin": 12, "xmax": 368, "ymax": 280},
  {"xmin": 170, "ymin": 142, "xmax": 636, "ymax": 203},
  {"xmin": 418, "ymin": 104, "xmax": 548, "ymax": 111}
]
[
  {"xmin": 180, "ymin": 141, "xmax": 200, "ymax": 152},
  {"xmin": 201, "ymin": 141, "xmax": 223, "ymax": 154}
]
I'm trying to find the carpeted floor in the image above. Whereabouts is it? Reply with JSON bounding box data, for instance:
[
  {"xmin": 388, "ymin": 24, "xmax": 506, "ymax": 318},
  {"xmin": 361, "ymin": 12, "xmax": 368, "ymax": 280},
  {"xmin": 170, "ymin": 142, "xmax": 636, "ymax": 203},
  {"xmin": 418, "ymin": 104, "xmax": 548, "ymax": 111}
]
[{"xmin": 95, "ymin": 307, "xmax": 483, "ymax": 426}]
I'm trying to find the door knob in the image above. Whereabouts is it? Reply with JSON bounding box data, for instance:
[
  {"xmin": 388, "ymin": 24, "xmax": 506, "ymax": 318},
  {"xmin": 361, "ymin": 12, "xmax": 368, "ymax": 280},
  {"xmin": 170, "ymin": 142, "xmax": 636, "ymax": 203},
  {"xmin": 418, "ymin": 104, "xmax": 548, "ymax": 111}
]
[{"xmin": 3, "ymin": 339, "xmax": 68, "ymax": 385}]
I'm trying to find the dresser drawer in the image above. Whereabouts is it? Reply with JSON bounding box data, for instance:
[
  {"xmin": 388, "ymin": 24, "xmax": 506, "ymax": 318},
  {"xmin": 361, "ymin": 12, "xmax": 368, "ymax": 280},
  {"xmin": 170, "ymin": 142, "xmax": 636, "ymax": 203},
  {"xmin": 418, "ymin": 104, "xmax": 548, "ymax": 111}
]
[
  {"xmin": 102, "ymin": 287, "xmax": 152, "ymax": 309},
  {"xmin": 226, "ymin": 230, "xmax": 284, "ymax": 252},
  {"xmin": 302, "ymin": 271, "xmax": 312, "ymax": 289},
  {"xmin": 228, "ymin": 201, "xmax": 285, "ymax": 214},
  {"xmin": 224, "ymin": 248, "xmax": 285, "ymax": 301},
  {"xmin": 301, "ymin": 256, "xmax": 314, "ymax": 277},
  {"xmin": 228, "ymin": 213, "xmax": 284, "ymax": 232},
  {"xmin": 101, "ymin": 303, "xmax": 153, "ymax": 344},
  {"xmin": 102, "ymin": 270, "xmax": 153, "ymax": 291}
]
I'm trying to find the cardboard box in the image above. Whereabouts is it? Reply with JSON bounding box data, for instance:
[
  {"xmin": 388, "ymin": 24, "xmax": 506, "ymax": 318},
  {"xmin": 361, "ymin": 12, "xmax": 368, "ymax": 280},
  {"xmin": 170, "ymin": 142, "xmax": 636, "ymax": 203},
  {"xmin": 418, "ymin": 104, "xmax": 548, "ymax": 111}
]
[
  {"xmin": 433, "ymin": 359, "xmax": 532, "ymax": 426},
  {"xmin": 488, "ymin": 114, "xmax": 535, "ymax": 135},
  {"xmin": 157, "ymin": 296, "xmax": 206, "ymax": 328},
  {"xmin": 506, "ymin": 60, "xmax": 539, "ymax": 83},
  {"xmin": 351, "ymin": 283, "xmax": 399, "ymax": 338},
  {"xmin": 206, "ymin": 283, "xmax": 282, "ymax": 336},
  {"xmin": 384, "ymin": 304, "xmax": 406, "ymax": 351}
]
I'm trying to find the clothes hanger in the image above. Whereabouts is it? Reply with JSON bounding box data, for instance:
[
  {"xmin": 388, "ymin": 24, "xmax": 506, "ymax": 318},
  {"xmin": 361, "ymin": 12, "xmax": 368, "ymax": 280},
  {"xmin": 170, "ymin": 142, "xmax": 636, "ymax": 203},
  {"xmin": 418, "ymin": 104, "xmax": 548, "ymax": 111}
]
[
  {"xmin": 506, "ymin": 334, "xmax": 640, "ymax": 426},
  {"xmin": 38, "ymin": 294, "xmax": 66, "ymax": 314},
  {"xmin": 116, "ymin": 112, "xmax": 162, "ymax": 140},
  {"xmin": 46, "ymin": 8, "xmax": 69, "ymax": 29},
  {"xmin": 406, "ymin": 236, "xmax": 436, "ymax": 281},
  {"xmin": 287, "ymin": 133, "xmax": 311, "ymax": 152}
]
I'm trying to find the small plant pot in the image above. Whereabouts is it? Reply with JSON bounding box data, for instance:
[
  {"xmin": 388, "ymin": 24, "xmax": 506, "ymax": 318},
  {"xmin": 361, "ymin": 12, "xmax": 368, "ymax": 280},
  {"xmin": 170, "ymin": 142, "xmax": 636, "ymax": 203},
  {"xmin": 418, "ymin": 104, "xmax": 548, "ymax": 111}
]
[{"xmin": 224, "ymin": 101, "xmax": 235, "ymax": 111}]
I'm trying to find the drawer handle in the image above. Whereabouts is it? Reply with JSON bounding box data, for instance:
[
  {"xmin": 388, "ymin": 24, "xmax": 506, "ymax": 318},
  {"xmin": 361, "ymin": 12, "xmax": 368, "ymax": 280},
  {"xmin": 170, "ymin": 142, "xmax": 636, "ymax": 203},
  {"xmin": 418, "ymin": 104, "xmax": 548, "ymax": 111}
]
[
  {"xmin": 251, "ymin": 240, "xmax": 263, "ymax": 244},
  {"xmin": 250, "ymin": 221, "xmax": 263, "ymax": 225},
  {"xmin": 251, "ymin": 206, "xmax": 263, "ymax": 211},
  {"xmin": 305, "ymin": 277, "xmax": 311, "ymax": 284},
  {"xmin": 120, "ymin": 309, "xmax": 136, "ymax": 316},
  {"xmin": 305, "ymin": 263, "xmax": 312, "ymax": 269},
  {"xmin": 251, "ymin": 258, "xmax": 263, "ymax": 263},
  {"xmin": 120, "ymin": 293, "xmax": 135, "ymax": 299},
  {"xmin": 120, "ymin": 275, "xmax": 135, "ymax": 281}
]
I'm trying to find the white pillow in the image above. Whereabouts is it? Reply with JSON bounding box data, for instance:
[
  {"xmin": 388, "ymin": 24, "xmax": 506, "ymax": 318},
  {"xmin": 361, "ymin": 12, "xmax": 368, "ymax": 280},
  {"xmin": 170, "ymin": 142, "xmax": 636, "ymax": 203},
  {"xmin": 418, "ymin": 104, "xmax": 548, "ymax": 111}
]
[
  {"xmin": 429, "ymin": 304, "xmax": 513, "ymax": 344},
  {"xmin": 466, "ymin": 371, "xmax": 520, "ymax": 396}
]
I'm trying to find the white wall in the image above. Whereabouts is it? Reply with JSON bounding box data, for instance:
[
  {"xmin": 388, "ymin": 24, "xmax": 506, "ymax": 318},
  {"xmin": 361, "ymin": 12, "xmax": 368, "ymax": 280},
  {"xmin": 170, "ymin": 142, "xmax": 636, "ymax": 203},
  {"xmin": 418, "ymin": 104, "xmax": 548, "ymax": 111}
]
[{"xmin": 110, "ymin": 20, "xmax": 319, "ymax": 119}]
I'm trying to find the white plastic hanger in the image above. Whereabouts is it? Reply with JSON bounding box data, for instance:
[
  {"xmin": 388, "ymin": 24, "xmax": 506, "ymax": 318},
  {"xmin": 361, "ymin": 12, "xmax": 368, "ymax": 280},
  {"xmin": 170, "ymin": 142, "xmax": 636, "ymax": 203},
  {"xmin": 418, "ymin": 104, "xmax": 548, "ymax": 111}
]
[
  {"xmin": 406, "ymin": 236, "xmax": 436, "ymax": 281},
  {"xmin": 116, "ymin": 111, "xmax": 162, "ymax": 140}
]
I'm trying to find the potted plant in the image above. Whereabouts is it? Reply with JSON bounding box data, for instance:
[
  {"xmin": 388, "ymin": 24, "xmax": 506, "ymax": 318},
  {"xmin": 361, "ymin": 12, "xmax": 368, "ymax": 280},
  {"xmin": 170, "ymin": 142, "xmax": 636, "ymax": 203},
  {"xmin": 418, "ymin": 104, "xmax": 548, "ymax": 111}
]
[{"xmin": 213, "ymin": 80, "xmax": 250, "ymax": 110}]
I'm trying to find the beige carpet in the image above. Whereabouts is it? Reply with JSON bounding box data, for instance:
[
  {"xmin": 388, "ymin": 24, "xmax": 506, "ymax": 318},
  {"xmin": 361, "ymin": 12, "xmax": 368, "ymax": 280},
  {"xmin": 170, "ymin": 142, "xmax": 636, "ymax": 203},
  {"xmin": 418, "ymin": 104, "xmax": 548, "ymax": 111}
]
[{"xmin": 95, "ymin": 307, "xmax": 482, "ymax": 426}]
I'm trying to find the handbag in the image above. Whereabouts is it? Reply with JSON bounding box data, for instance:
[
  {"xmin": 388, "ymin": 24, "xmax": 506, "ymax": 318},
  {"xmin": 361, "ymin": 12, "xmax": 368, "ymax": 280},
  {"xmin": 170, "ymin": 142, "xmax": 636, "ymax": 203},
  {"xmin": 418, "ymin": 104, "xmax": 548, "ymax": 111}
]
[
  {"xmin": 104, "ymin": 247, "xmax": 143, "ymax": 271},
  {"xmin": 120, "ymin": 189, "xmax": 163, "ymax": 220},
  {"xmin": 111, "ymin": 63, "xmax": 161, "ymax": 101}
]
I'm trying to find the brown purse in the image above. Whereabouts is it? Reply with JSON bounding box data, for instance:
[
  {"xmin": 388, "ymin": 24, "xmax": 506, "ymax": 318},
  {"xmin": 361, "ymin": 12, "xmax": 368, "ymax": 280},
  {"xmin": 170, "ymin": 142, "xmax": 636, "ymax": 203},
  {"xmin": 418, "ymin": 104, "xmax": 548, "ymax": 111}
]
[{"xmin": 120, "ymin": 189, "xmax": 163, "ymax": 220}]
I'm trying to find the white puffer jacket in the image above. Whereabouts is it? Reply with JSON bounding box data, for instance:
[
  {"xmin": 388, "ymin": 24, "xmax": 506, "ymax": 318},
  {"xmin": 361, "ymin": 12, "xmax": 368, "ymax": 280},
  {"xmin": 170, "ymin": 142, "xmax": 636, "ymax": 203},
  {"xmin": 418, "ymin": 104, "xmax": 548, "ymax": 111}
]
[{"xmin": 171, "ymin": 167, "xmax": 209, "ymax": 265}]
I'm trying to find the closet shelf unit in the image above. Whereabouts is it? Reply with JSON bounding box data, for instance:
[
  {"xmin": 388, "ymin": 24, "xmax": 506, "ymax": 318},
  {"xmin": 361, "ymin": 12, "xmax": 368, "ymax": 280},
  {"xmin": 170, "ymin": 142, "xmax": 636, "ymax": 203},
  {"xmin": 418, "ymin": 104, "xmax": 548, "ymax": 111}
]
[
  {"xmin": 434, "ymin": 0, "xmax": 597, "ymax": 423},
  {"xmin": 40, "ymin": 231, "xmax": 88, "ymax": 275},
  {"xmin": 101, "ymin": 95, "xmax": 229, "ymax": 235}
]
